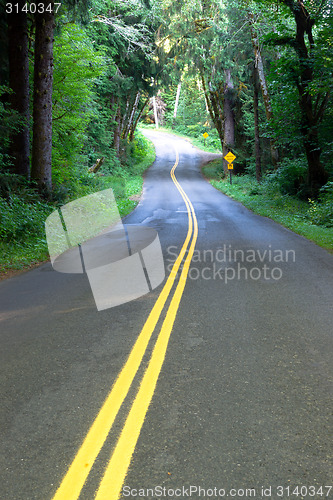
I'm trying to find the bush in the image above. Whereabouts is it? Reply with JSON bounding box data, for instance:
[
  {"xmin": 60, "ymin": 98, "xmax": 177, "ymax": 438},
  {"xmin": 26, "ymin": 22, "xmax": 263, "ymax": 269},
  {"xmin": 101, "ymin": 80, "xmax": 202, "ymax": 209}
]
[
  {"xmin": 0, "ymin": 87, "xmax": 20, "ymax": 171},
  {"xmin": 0, "ymin": 194, "xmax": 52, "ymax": 243},
  {"xmin": 268, "ymin": 158, "xmax": 307, "ymax": 196},
  {"xmin": 126, "ymin": 131, "xmax": 148, "ymax": 166},
  {"xmin": 307, "ymin": 182, "xmax": 333, "ymax": 227},
  {"xmin": 319, "ymin": 181, "xmax": 333, "ymax": 201}
]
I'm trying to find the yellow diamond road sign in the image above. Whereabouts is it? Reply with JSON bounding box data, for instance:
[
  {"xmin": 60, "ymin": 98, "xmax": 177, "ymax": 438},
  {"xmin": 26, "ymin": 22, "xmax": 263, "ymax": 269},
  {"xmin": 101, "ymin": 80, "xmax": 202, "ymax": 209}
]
[
  {"xmin": 203, "ymin": 132, "xmax": 209, "ymax": 139},
  {"xmin": 224, "ymin": 152, "xmax": 236, "ymax": 163}
]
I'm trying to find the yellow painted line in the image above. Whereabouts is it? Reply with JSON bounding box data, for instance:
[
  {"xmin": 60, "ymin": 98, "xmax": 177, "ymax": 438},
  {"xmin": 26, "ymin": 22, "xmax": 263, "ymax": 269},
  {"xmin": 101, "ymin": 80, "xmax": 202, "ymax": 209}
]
[
  {"xmin": 52, "ymin": 151, "xmax": 194, "ymax": 500},
  {"xmin": 94, "ymin": 158, "xmax": 198, "ymax": 499}
]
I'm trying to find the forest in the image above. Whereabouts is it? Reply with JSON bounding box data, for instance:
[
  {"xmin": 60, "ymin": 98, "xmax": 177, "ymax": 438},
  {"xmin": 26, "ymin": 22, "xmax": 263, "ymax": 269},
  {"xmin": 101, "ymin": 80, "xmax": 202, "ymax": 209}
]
[{"xmin": 0, "ymin": 0, "xmax": 332, "ymax": 273}]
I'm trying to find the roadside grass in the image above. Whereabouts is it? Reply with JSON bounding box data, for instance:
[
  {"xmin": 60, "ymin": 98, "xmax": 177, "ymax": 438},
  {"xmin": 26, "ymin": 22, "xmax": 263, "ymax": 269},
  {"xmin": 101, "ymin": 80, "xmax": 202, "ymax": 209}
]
[
  {"xmin": 0, "ymin": 133, "xmax": 155, "ymax": 277},
  {"xmin": 202, "ymin": 160, "xmax": 333, "ymax": 252}
]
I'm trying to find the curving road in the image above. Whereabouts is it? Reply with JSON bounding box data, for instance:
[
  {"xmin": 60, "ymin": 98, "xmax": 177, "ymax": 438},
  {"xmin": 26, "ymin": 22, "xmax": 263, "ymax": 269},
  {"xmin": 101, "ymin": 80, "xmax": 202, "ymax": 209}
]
[{"xmin": 0, "ymin": 130, "xmax": 332, "ymax": 499}]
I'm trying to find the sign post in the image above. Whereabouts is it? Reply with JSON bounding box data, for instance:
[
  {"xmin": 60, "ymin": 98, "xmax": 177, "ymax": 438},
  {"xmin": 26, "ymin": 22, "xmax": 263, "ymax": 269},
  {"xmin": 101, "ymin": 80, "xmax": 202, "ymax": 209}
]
[
  {"xmin": 224, "ymin": 152, "xmax": 236, "ymax": 184},
  {"xmin": 228, "ymin": 163, "xmax": 233, "ymax": 184}
]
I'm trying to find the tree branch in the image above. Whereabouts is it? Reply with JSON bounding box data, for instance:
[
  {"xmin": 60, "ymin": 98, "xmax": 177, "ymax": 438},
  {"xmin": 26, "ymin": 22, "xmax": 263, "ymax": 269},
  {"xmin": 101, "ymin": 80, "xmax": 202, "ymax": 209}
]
[{"xmin": 314, "ymin": 91, "xmax": 330, "ymax": 123}]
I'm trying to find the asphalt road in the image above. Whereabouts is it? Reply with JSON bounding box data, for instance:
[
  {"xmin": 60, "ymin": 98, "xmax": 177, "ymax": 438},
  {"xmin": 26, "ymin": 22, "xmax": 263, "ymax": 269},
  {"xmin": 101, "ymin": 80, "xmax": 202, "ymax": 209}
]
[{"xmin": 0, "ymin": 130, "xmax": 332, "ymax": 500}]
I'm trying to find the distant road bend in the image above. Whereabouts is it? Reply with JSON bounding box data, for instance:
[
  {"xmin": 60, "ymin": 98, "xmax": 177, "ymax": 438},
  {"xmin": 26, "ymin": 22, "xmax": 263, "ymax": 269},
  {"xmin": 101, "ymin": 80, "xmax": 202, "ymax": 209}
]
[{"xmin": 0, "ymin": 130, "xmax": 332, "ymax": 500}]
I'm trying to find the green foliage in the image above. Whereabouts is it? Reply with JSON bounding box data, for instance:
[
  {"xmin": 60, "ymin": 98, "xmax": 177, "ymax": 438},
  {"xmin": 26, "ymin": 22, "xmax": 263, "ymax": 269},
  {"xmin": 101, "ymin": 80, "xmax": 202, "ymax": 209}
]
[
  {"xmin": 308, "ymin": 182, "xmax": 333, "ymax": 227},
  {"xmin": 127, "ymin": 131, "xmax": 149, "ymax": 163},
  {"xmin": 0, "ymin": 86, "xmax": 23, "ymax": 172},
  {"xmin": 163, "ymin": 78, "xmax": 207, "ymax": 132},
  {"xmin": 0, "ymin": 171, "xmax": 52, "ymax": 251},
  {"xmin": 0, "ymin": 194, "xmax": 51, "ymax": 243},
  {"xmin": 85, "ymin": 97, "xmax": 121, "ymax": 174},
  {"xmin": 0, "ymin": 171, "xmax": 39, "ymax": 202},
  {"xmin": 52, "ymin": 22, "xmax": 106, "ymax": 188},
  {"xmin": 266, "ymin": 67, "xmax": 303, "ymax": 150},
  {"xmin": 0, "ymin": 178, "xmax": 52, "ymax": 271},
  {"xmin": 266, "ymin": 158, "xmax": 308, "ymax": 197}
]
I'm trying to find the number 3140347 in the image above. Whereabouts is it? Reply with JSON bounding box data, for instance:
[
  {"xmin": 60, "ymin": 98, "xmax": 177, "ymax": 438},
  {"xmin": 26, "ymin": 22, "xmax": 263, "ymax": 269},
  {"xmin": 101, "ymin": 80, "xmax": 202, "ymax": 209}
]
[{"xmin": 6, "ymin": 3, "xmax": 61, "ymax": 14}]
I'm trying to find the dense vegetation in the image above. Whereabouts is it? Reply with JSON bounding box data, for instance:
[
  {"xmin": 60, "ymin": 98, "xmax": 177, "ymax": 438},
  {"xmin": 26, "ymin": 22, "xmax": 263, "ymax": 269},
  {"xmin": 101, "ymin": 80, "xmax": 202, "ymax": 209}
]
[{"xmin": 0, "ymin": 0, "xmax": 332, "ymax": 274}]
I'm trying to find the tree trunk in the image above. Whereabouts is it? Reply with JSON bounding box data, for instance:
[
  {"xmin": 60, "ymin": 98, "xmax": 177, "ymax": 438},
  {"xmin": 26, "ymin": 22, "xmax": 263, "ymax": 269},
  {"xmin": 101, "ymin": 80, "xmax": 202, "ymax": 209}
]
[
  {"xmin": 7, "ymin": 0, "xmax": 30, "ymax": 178},
  {"xmin": 114, "ymin": 105, "xmax": 121, "ymax": 157},
  {"xmin": 172, "ymin": 80, "xmax": 181, "ymax": 129},
  {"xmin": 124, "ymin": 91, "xmax": 140, "ymax": 141},
  {"xmin": 299, "ymin": 89, "xmax": 328, "ymax": 190},
  {"xmin": 31, "ymin": 0, "xmax": 55, "ymax": 196},
  {"xmin": 253, "ymin": 65, "xmax": 262, "ymax": 182},
  {"xmin": 120, "ymin": 97, "xmax": 130, "ymax": 137},
  {"xmin": 209, "ymin": 82, "xmax": 224, "ymax": 135},
  {"xmin": 288, "ymin": 0, "xmax": 328, "ymax": 194},
  {"xmin": 152, "ymin": 94, "xmax": 159, "ymax": 129},
  {"xmin": 201, "ymin": 73, "xmax": 216, "ymax": 123},
  {"xmin": 198, "ymin": 78, "xmax": 209, "ymax": 114},
  {"xmin": 223, "ymin": 69, "xmax": 235, "ymax": 174},
  {"xmin": 248, "ymin": 12, "xmax": 279, "ymax": 168},
  {"xmin": 200, "ymin": 71, "xmax": 224, "ymax": 149},
  {"xmin": 304, "ymin": 134, "xmax": 328, "ymax": 191},
  {"xmin": 129, "ymin": 97, "xmax": 149, "ymax": 141}
]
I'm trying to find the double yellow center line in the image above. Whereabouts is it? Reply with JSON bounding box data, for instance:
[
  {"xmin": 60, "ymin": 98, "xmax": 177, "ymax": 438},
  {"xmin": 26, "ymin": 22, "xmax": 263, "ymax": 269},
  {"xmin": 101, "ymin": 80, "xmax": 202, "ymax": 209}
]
[{"xmin": 52, "ymin": 149, "xmax": 198, "ymax": 500}]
